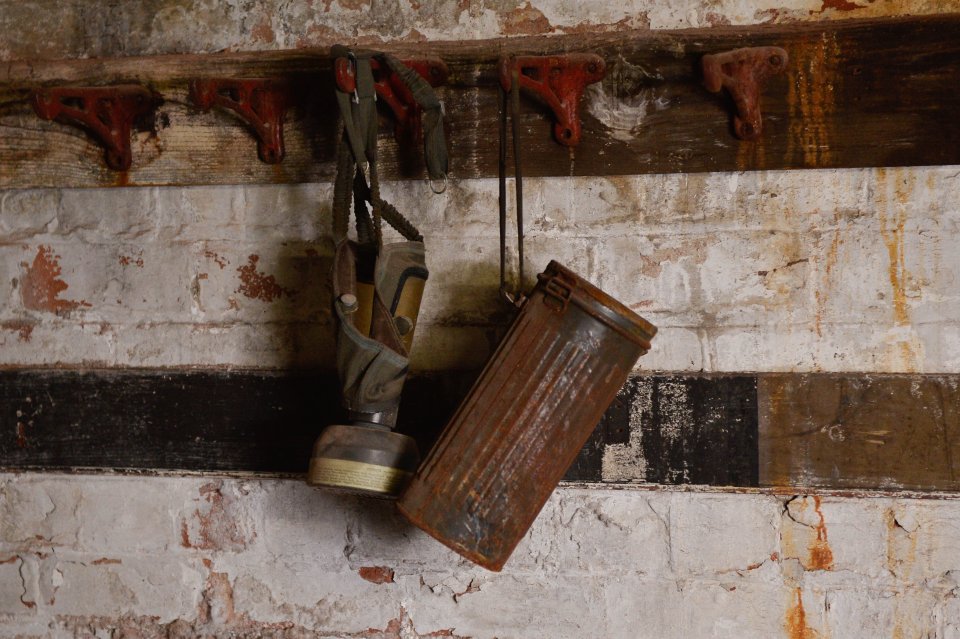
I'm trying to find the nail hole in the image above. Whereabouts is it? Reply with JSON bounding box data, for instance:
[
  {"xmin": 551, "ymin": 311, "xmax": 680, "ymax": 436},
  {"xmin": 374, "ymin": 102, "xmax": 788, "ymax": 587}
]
[
  {"xmin": 218, "ymin": 87, "xmax": 240, "ymax": 102},
  {"xmin": 769, "ymin": 55, "xmax": 782, "ymax": 67}
]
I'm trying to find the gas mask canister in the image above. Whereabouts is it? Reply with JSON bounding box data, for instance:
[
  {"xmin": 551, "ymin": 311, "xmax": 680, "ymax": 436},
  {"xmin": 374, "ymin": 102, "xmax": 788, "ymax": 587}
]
[{"xmin": 396, "ymin": 58, "xmax": 658, "ymax": 570}]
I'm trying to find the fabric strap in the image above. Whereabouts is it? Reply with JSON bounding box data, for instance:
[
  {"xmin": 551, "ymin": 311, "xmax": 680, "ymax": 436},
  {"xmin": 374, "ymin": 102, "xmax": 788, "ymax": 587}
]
[{"xmin": 498, "ymin": 62, "xmax": 525, "ymax": 307}]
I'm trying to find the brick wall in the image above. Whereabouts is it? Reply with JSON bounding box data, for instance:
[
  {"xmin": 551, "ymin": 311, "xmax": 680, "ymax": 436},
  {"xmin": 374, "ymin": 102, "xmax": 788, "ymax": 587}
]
[
  {"xmin": 3, "ymin": 475, "xmax": 960, "ymax": 637},
  {"xmin": 2, "ymin": 1, "xmax": 960, "ymax": 637}
]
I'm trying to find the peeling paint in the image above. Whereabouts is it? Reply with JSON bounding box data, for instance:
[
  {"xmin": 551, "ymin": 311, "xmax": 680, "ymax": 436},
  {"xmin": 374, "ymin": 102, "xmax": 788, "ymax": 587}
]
[
  {"xmin": 236, "ymin": 254, "xmax": 293, "ymax": 302},
  {"xmin": 497, "ymin": 1, "xmax": 554, "ymax": 35},
  {"xmin": 179, "ymin": 481, "xmax": 253, "ymax": 551},
  {"xmin": 117, "ymin": 254, "xmax": 144, "ymax": 268},
  {"xmin": 204, "ymin": 250, "xmax": 229, "ymax": 270},
  {"xmin": 358, "ymin": 566, "xmax": 395, "ymax": 584},
  {"xmin": 19, "ymin": 246, "xmax": 91, "ymax": 314},
  {"xmin": 0, "ymin": 320, "xmax": 35, "ymax": 342}
]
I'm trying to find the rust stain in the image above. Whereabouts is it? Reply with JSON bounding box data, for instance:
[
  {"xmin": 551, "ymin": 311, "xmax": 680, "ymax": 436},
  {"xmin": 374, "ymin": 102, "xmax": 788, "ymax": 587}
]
[
  {"xmin": 785, "ymin": 588, "xmax": 820, "ymax": 639},
  {"xmin": 205, "ymin": 250, "xmax": 229, "ymax": 270},
  {"xmin": 787, "ymin": 33, "xmax": 840, "ymax": 168},
  {"xmin": 814, "ymin": 211, "xmax": 845, "ymax": 338},
  {"xmin": 118, "ymin": 254, "xmax": 144, "ymax": 268},
  {"xmin": 236, "ymin": 254, "xmax": 293, "ymax": 302},
  {"xmin": 820, "ymin": 0, "xmax": 861, "ymax": 11},
  {"xmin": 498, "ymin": 1, "xmax": 555, "ymax": 35},
  {"xmin": 764, "ymin": 382, "xmax": 793, "ymax": 487},
  {"xmin": 358, "ymin": 566, "xmax": 395, "ymax": 584},
  {"xmin": 876, "ymin": 168, "xmax": 920, "ymax": 370},
  {"xmin": 781, "ymin": 496, "xmax": 834, "ymax": 570},
  {"xmin": 809, "ymin": 496, "xmax": 834, "ymax": 570},
  {"xmin": 878, "ymin": 169, "xmax": 910, "ymax": 327},
  {"xmin": 91, "ymin": 558, "xmax": 122, "ymax": 565},
  {"xmin": 20, "ymin": 246, "xmax": 91, "ymax": 313},
  {"xmin": 1, "ymin": 320, "xmax": 35, "ymax": 342}
]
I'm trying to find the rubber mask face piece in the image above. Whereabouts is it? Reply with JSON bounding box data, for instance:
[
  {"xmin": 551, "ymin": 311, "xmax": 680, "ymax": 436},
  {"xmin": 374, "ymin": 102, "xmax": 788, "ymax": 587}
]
[{"xmin": 308, "ymin": 240, "xmax": 428, "ymax": 498}]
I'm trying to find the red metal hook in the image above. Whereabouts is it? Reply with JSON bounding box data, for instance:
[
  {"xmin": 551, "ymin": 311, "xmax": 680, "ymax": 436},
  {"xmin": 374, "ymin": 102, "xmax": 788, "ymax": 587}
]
[
  {"xmin": 334, "ymin": 56, "xmax": 449, "ymax": 144},
  {"xmin": 498, "ymin": 54, "xmax": 606, "ymax": 147},
  {"xmin": 702, "ymin": 47, "xmax": 788, "ymax": 141},
  {"xmin": 32, "ymin": 85, "xmax": 161, "ymax": 171},
  {"xmin": 189, "ymin": 78, "xmax": 293, "ymax": 164}
]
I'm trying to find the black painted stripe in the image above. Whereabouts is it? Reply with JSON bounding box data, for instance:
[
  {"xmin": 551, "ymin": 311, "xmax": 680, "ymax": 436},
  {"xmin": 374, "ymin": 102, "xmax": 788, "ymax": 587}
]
[
  {"xmin": 4, "ymin": 369, "xmax": 959, "ymax": 493},
  {"xmin": 0, "ymin": 369, "xmax": 759, "ymax": 485}
]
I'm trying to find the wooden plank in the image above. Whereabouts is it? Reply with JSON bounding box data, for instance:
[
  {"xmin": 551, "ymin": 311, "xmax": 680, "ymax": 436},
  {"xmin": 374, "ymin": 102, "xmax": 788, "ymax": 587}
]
[
  {"xmin": 759, "ymin": 374, "xmax": 960, "ymax": 491},
  {"xmin": 1, "ymin": 15, "xmax": 958, "ymax": 189},
  {"xmin": 3, "ymin": 368, "xmax": 959, "ymax": 493}
]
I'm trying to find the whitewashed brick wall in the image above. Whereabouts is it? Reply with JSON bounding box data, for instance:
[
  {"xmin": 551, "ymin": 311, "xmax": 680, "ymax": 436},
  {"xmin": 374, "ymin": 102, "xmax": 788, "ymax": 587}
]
[
  {"xmin": 2, "ymin": 475, "xmax": 960, "ymax": 638},
  {"xmin": 4, "ymin": 167, "xmax": 959, "ymax": 372},
  {"xmin": 3, "ymin": 1, "xmax": 960, "ymax": 637}
]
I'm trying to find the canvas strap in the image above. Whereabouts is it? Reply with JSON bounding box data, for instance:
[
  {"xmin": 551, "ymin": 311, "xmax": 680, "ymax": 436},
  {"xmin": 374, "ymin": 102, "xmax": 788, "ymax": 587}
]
[{"xmin": 498, "ymin": 62, "xmax": 526, "ymax": 307}]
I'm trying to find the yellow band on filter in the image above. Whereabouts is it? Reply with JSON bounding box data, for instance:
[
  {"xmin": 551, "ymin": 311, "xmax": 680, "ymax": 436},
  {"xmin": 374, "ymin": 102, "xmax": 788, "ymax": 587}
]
[{"xmin": 308, "ymin": 457, "xmax": 412, "ymax": 494}]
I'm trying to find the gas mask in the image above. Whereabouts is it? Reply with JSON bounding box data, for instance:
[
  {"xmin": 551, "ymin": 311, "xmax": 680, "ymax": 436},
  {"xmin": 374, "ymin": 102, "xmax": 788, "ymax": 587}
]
[{"xmin": 307, "ymin": 47, "xmax": 446, "ymax": 498}]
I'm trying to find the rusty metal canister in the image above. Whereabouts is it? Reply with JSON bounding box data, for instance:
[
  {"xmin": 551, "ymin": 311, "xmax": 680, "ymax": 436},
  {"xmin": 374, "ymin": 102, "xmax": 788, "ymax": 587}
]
[{"xmin": 397, "ymin": 260, "xmax": 657, "ymax": 571}]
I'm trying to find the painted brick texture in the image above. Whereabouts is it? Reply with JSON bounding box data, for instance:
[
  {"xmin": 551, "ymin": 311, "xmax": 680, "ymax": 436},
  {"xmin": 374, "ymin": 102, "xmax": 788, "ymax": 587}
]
[
  {"xmin": 3, "ymin": 1, "xmax": 960, "ymax": 637},
  {"xmin": 2, "ymin": 167, "xmax": 959, "ymax": 372},
  {"xmin": 2, "ymin": 474, "xmax": 960, "ymax": 638}
]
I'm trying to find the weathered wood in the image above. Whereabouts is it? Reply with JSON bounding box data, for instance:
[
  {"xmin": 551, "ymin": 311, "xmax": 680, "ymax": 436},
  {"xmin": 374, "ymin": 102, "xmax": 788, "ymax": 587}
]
[
  {"xmin": 759, "ymin": 375, "xmax": 960, "ymax": 491},
  {"xmin": 2, "ymin": 369, "xmax": 959, "ymax": 494},
  {"xmin": 1, "ymin": 15, "xmax": 958, "ymax": 189}
]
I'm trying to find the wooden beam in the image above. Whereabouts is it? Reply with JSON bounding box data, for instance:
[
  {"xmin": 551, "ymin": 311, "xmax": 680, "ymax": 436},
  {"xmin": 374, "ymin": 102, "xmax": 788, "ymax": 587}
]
[
  {"xmin": 2, "ymin": 368, "xmax": 959, "ymax": 494},
  {"xmin": 1, "ymin": 15, "xmax": 958, "ymax": 189}
]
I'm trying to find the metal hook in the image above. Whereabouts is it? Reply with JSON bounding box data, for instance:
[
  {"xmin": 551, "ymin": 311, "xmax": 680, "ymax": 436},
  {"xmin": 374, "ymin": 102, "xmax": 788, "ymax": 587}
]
[{"xmin": 429, "ymin": 174, "xmax": 447, "ymax": 194}]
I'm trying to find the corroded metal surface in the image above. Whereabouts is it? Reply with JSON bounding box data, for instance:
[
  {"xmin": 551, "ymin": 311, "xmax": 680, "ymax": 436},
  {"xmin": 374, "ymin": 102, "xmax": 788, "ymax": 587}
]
[
  {"xmin": 31, "ymin": 85, "xmax": 160, "ymax": 170},
  {"xmin": 702, "ymin": 46, "xmax": 789, "ymax": 140},
  {"xmin": 188, "ymin": 78, "xmax": 293, "ymax": 163},
  {"xmin": 498, "ymin": 54, "xmax": 606, "ymax": 146},
  {"xmin": 398, "ymin": 261, "xmax": 656, "ymax": 571}
]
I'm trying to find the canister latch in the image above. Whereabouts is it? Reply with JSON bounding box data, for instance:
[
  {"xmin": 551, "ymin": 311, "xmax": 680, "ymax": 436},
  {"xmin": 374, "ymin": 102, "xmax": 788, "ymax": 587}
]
[{"xmin": 541, "ymin": 273, "xmax": 574, "ymax": 313}]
